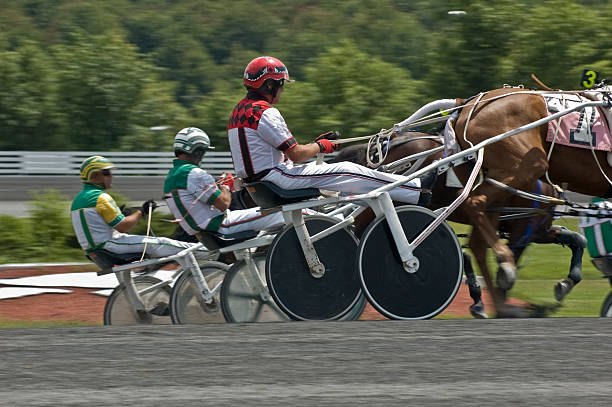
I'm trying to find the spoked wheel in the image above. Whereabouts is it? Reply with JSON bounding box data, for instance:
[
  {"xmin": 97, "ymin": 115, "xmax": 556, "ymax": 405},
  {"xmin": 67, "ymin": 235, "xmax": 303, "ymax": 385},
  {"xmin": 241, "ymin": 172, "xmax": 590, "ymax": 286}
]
[
  {"xmin": 221, "ymin": 253, "xmax": 290, "ymax": 323},
  {"xmin": 266, "ymin": 215, "xmax": 362, "ymax": 321},
  {"xmin": 358, "ymin": 205, "xmax": 463, "ymax": 320},
  {"xmin": 169, "ymin": 262, "xmax": 229, "ymax": 324},
  {"xmin": 600, "ymin": 291, "xmax": 612, "ymax": 317},
  {"xmin": 103, "ymin": 275, "xmax": 172, "ymax": 325}
]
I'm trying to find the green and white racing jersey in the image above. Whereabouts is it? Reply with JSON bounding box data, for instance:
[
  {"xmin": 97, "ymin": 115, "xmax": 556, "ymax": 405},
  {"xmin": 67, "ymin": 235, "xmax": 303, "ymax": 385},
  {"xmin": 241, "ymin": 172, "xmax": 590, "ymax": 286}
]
[
  {"xmin": 70, "ymin": 183, "xmax": 125, "ymax": 252},
  {"xmin": 163, "ymin": 159, "xmax": 226, "ymax": 235},
  {"xmin": 579, "ymin": 198, "xmax": 612, "ymax": 258}
]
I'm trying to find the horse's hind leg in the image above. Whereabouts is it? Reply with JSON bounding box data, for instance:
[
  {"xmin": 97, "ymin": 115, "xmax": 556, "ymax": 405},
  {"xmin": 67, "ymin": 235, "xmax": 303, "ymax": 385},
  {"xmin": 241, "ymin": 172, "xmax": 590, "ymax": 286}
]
[
  {"xmin": 468, "ymin": 227, "xmax": 508, "ymax": 315},
  {"xmin": 464, "ymin": 192, "xmax": 517, "ymax": 291},
  {"xmin": 497, "ymin": 244, "xmax": 527, "ymax": 295},
  {"xmin": 471, "ymin": 229, "xmax": 531, "ymax": 318},
  {"xmin": 465, "ymin": 192, "xmax": 533, "ymax": 317},
  {"xmin": 536, "ymin": 227, "xmax": 587, "ymax": 301},
  {"xmin": 463, "ymin": 250, "xmax": 487, "ymax": 318}
]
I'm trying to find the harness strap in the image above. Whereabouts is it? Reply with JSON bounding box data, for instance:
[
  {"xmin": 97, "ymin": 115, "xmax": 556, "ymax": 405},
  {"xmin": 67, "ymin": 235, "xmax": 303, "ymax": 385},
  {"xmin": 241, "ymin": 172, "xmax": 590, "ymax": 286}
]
[{"xmin": 484, "ymin": 177, "xmax": 565, "ymax": 205}]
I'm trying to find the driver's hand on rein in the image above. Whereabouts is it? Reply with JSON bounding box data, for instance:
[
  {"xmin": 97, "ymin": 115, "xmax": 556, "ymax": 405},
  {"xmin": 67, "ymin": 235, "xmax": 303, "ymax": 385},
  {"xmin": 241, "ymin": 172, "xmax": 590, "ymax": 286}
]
[
  {"xmin": 140, "ymin": 199, "xmax": 158, "ymax": 216},
  {"xmin": 314, "ymin": 131, "xmax": 340, "ymax": 154}
]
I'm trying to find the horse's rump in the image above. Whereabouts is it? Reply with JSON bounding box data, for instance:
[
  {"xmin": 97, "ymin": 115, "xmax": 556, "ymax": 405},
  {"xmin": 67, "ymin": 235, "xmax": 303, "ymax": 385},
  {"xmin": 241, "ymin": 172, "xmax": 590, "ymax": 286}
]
[{"xmin": 455, "ymin": 88, "xmax": 549, "ymax": 155}]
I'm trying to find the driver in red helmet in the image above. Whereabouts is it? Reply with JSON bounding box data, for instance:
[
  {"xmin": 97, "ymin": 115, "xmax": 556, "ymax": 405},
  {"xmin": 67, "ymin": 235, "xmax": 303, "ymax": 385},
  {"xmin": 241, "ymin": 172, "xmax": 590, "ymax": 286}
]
[{"xmin": 227, "ymin": 56, "xmax": 434, "ymax": 205}]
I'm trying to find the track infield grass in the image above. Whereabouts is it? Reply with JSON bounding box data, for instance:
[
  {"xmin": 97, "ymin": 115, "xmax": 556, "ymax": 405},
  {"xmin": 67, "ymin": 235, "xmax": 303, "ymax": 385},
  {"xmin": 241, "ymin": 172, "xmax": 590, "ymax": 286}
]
[{"xmin": 450, "ymin": 217, "xmax": 610, "ymax": 318}]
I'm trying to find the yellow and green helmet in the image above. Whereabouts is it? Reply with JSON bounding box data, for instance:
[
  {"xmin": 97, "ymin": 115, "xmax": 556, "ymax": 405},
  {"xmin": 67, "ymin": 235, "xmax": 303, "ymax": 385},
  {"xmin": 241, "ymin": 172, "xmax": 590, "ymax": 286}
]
[{"xmin": 79, "ymin": 155, "xmax": 115, "ymax": 182}]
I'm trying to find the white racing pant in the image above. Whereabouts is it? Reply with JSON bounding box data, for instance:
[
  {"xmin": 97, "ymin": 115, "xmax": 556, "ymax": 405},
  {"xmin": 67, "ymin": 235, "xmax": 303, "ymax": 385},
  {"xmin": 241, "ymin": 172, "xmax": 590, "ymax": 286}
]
[
  {"xmin": 217, "ymin": 207, "xmax": 285, "ymax": 235},
  {"xmin": 216, "ymin": 204, "xmax": 334, "ymax": 236},
  {"xmin": 103, "ymin": 233, "xmax": 209, "ymax": 258},
  {"xmin": 262, "ymin": 161, "xmax": 421, "ymax": 204}
]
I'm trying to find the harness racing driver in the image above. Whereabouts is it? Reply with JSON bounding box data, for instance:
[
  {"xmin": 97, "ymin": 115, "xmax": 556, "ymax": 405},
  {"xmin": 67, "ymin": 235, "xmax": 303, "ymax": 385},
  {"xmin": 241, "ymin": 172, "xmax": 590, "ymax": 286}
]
[
  {"xmin": 71, "ymin": 155, "xmax": 207, "ymax": 259},
  {"xmin": 227, "ymin": 56, "xmax": 437, "ymax": 204}
]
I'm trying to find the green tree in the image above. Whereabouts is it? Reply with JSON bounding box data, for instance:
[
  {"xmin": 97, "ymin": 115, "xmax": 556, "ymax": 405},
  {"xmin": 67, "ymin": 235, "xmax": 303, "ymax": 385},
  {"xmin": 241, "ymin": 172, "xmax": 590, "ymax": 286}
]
[
  {"xmin": 279, "ymin": 41, "xmax": 424, "ymax": 143},
  {"xmin": 1, "ymin": 3, "xmax": 45, "ymax": 47},
  {"xmin": 27, "ymin": 190, "xmax": 73, "ymax": 258},
  {"xmin": 0, "ymin": 215, "xmax": 33, "ymax": 262},
  {"xmin": 4, "ymin": 0, "xmax": 612, "ymax": 152},
  {"xmin": 0, "ymin": 40, "xmax": 59, "ymax": 150},
  {"xmin": 423, "ymin": 0, "xmax": 521, "ymax": 99},
  {"xmin": 340, "ymin": 0, "xmax": 430, "ymax": 77},
  {"xmin": 153, "ymin": 29, "xmax": 218, "ymax": 106},
  {"xmin": 120, "ymin": 79, "xmax": 191, "ymax": 152},
  {"xmin": 191, "ymin": 81, "xmax": 245, "ymax": 150},
  {"xmin": 53, "ymin": 1, "xmax": 124, "ymax": 41},
  {"xmin": 500, "ymin": 0, "xmax": 611, "ymax": 89},
  {"xmin": 51, "ymin": 31, "xmax": 180, "ymax": 150}
]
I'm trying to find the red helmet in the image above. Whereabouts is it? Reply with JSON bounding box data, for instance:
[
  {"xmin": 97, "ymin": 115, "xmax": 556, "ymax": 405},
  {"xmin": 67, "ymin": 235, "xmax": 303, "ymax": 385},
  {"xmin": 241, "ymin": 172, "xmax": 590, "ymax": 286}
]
[{"xmin": 243, "ymin": 56, "xmax": 293, "ymax": 89}]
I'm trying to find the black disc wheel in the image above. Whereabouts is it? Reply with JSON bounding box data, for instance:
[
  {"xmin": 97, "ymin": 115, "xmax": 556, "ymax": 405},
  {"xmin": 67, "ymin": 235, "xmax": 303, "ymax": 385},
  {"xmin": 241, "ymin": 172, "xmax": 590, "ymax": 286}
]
[
  {"xmin": 221, "ymin": 254, "xmax": 290, "ymax": 323},
  {"xmin": 600, "ymin": 291, "xmax": 612, "ymax": 317},
  {"xmin": 169, "ymin": 262, "xmax": 229, "ymax": 324},
  {"xmin": 338, "ymin": 291, "xmax": 367, "ymax": 321},
  {"xmin": 266, "ymin": 215, "xmax": 361, "ymax": 321},
  {"xmin": 358, "ymin": 205, "xmax": 463, "ymax": 320},
  {"xmin": 103, "ymin": 276, "xmax": 172, "ymax": 325}
]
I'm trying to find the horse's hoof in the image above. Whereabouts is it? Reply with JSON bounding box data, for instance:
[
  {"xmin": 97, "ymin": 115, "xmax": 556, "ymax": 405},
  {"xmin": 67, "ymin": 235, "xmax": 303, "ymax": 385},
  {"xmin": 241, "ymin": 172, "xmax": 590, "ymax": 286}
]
[
  {"xmin": 469, "ymin": 300, "xmax": 487, "ymax": 319},
  {"xmin": 554, "ymin": 279, "xmax": 575, "ymax": 302},
  {"xmin": 495, "ymin": 304, "xmax": 529, "ymax": 318},
  {"xmin": 149, "ymin": 302, "xmax": 170, "ymax": 317},
  {"xmin": 136, "ymin": 309, "xmax": 153, "ymax": 324},
  {"xmin": 528, "ymin": 303, "xmax": 562, "ymax": 318},
  {"xmin": 496, "ymin": 262, "xmax": 516, "ymax": 291},
  {"xmin": 203, "ymin": 299, "xmax": 219, "ymax": 313}
]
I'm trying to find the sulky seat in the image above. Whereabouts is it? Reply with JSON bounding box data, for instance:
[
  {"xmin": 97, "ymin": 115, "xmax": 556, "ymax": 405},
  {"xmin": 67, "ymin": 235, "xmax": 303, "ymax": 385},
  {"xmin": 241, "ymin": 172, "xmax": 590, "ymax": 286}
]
[
  {"xmin": 87, "ymin": 250, "xmax": 144, "ymax": 275},
  {"xmin": 196, "ymin": 229, "xmax": 259, "ymax": 249},
  {"xmin": 244, "ymin": 181, "xmax": 320, "ymax": 209}
]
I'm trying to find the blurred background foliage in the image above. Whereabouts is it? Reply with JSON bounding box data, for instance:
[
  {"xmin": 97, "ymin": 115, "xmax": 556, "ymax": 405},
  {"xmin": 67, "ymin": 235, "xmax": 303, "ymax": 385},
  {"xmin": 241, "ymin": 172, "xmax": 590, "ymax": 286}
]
[{"xmin": 1, "ymin": 0, "xmax": 610, "ymax": 151}]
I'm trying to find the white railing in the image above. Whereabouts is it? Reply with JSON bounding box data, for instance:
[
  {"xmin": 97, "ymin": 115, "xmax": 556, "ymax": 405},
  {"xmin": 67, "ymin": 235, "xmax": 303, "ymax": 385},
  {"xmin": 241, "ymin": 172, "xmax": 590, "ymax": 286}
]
[{"xmin": 0, "ymin": 151, "xmax": 235, "ymax": 177}]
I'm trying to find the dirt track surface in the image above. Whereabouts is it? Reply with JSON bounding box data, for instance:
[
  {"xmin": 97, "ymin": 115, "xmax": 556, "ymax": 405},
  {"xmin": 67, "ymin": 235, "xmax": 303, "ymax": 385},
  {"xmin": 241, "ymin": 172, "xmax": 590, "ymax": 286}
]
[
  {"xmin": 0, "ymin": 265, "xmax": 527, "ymax": 323},
  {"xmin": 2, "ymin": 319, "xmax": 612, "ymax": 406},
  {"xmin": 0, "ymin": 265, "xmax": 106, "ymax": 324}
]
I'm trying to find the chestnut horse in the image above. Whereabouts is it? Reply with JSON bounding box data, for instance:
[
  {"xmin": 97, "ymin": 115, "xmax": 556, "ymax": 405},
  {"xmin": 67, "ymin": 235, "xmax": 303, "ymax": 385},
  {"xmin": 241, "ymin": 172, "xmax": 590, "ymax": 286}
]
[
  {"xmin": 333, "ymin": 131, "xmax": 587, "ymax": 318},
  {"xmin": 452, "ymin": 88, "xmax": 611, "ymax": 315}
]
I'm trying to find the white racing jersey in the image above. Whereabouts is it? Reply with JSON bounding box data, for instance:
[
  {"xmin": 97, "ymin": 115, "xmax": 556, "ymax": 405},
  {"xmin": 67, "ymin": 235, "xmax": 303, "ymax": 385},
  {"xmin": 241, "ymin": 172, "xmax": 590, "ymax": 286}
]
[{"xmin": 228, "ymin": 95, "xmax": 296, "ymax": 180}]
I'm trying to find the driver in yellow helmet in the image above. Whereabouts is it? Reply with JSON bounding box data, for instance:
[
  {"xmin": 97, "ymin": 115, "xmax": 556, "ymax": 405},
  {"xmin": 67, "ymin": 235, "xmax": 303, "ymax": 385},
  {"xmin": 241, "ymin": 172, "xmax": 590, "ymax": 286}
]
[{"xmin": 71, "ymin": 155, "xmax": 207, "ymax": 258}]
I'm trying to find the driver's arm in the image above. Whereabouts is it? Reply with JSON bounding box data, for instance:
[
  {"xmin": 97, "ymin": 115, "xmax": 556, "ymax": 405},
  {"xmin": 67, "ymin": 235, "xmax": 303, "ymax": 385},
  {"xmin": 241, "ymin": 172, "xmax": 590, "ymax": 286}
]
[
  {"xmin": 212, "ymin": 186, "xmax": 232, "ymax": 211},
  {"xmin": 114, "ymin": 211, "xmax": 142, "ymax": 233},
  {"xmin": 96, "ymin": 193, "xmax": 142, "ymax": 233},
  {"xmin": 284, "ymin": 143, "xmax": 320, "ymax": 163}
]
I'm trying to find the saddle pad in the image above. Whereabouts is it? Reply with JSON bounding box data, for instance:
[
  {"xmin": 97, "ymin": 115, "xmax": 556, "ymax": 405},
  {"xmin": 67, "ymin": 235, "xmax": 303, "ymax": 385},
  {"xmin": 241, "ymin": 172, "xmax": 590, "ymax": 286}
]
[{"xmin": 544, "ymin": 93, "xmax": 612, "ymax": 152}]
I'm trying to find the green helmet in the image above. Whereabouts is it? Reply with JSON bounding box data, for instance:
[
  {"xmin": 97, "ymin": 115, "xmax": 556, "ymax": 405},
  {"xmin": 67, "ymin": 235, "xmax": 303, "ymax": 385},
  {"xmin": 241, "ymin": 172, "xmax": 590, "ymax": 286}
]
[
  {"xmin": 173, "ymin": 127, "xmax": 214, "ymax": 156},
  {"xmin": 79, "ymin": 155, "xmax": 115, "ymax": 182}
]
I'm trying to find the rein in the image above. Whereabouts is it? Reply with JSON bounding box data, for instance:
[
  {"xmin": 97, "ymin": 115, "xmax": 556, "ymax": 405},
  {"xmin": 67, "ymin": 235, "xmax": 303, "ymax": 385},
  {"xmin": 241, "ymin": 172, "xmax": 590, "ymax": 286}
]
[
  {"xmin": 485, "ymin": 176, "xmax": 612, "ymax": 219},
  {"xmin": 484, "ymin": 177, "xmax": 565, "ymax": 205},
  {"xmin": 139, "ymin": 205, "xmax": 153, "ymax": 261}
]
